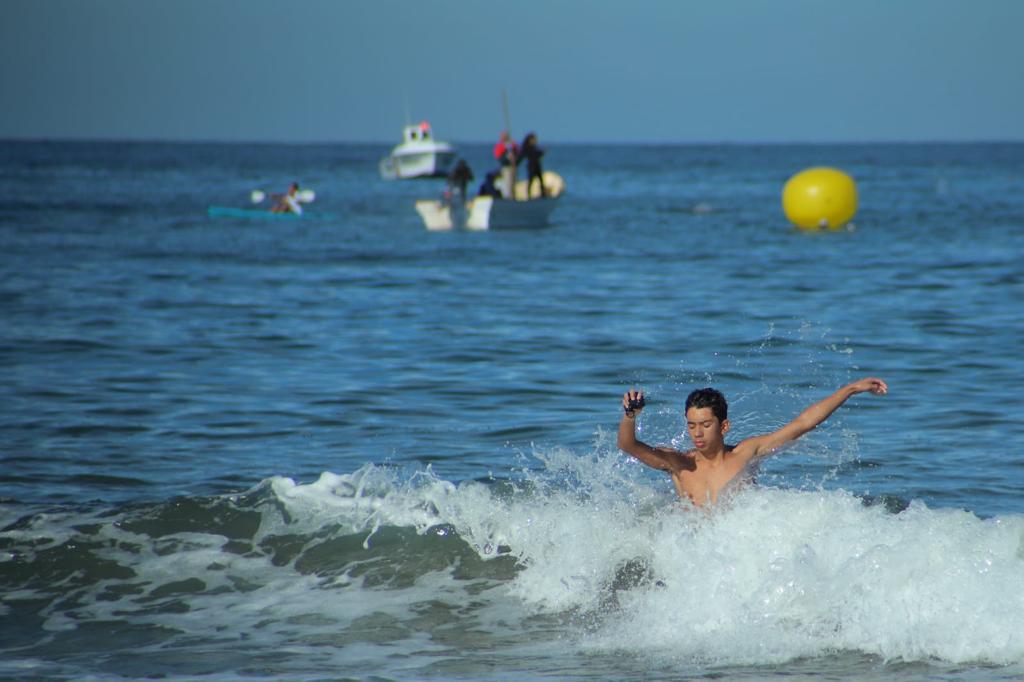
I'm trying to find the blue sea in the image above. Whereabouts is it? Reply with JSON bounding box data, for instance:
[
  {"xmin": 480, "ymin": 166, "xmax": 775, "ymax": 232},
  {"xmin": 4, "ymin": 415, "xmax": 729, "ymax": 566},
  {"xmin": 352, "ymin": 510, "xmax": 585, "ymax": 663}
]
[{"xmin": 1, "ymin": 140, "xmax": 1023, "ymax": 681}]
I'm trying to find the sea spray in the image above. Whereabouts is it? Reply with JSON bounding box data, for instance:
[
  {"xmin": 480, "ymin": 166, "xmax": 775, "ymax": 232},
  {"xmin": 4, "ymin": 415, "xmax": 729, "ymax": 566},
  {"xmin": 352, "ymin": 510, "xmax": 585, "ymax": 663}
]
[
  {"xmin": 575, "ymin": 487, "xmax": 1024, "ymax": 666},
  {"xmin": 3, "ymin": 453, "xmax": 1024, "ymax": 678},
  {"xmin": 260, "ymin": 446, "xmax": 1024, "ymax": 667}
]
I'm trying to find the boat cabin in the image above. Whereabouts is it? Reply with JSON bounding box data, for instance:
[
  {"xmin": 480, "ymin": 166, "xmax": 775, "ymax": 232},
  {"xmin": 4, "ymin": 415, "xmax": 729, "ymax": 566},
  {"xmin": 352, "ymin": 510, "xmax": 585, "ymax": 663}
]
[{"xmin": 404, "ymin": 122, "xmax": 434, "ymax": 143}]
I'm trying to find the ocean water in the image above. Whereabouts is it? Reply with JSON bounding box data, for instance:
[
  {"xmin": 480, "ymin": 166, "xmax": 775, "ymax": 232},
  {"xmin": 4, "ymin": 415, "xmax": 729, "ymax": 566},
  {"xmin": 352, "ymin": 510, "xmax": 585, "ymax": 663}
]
[{"xmin": 1, "ymin": 140, "xmax": 1023, "ymax": 680}]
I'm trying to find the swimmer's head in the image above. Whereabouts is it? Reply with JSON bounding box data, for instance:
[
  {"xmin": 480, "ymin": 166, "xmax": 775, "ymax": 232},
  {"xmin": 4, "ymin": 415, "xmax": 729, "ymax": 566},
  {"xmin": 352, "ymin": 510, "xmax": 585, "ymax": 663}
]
[
  {"xmin": 685, "ymin": 388, "xmax": 728, "ymax": 422},
  {"xmin": 685, "ymin": 388, "xmax": 730, "ymax": 452}
]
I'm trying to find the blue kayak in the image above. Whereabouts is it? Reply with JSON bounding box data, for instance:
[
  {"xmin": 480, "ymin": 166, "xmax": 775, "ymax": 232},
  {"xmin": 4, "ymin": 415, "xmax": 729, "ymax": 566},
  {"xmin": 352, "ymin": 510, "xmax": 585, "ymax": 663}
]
[{"xmin": 207, "ymin": 206, "xmax": 316, "ymax": 220}]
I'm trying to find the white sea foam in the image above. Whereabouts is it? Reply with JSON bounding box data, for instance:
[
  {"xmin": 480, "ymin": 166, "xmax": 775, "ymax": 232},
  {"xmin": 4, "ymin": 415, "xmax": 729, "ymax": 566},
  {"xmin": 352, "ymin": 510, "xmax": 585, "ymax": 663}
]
[
  {"xmin": 266, "ymin": 449, "xmax": 1024, "ymax": 667},
  {"xmin": 11, "ymin": 449, "xmax": 1022, "ymax": 676},
  {"xmin": 583, "ymin": 488, "xmax": 1024, "ymax": 666}
]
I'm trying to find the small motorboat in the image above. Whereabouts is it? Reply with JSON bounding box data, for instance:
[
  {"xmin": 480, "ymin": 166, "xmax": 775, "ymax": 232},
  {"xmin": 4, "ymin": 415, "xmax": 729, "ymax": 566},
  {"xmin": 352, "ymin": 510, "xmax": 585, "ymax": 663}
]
[
  {"xmin": 379, "ymin": 121, "xmax": 457, "ymax": 180},
  {"xmin": 415, "ymin": 171, "xmax": 566, "ymax": 231}
]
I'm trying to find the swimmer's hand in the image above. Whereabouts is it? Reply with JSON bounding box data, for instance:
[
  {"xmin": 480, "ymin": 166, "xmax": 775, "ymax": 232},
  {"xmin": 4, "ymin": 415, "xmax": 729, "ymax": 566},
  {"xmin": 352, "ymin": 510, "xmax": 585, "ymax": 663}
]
[
  {"xmin": 622, "ymin": 390, "xmax": 645, "ymax": 418},
  {"xmin": 848, "ymin": 377, "xmax": 888, "ymax": 396}
]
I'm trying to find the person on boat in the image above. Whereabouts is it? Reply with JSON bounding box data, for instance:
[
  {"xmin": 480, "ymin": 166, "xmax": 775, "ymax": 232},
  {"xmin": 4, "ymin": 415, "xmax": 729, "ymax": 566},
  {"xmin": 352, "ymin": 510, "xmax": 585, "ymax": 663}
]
[
  {"xmin": 617, "ymin": 377, "xmax": 889, "ymax": 508},
  {"xmin": 477, "ymin": 170, "xmax": 502, "ymax": 198},
  {"xmin": 493, "ymin": 130, "xmax": 519, "ymax": 166},
  {"xmin": 447, "ymin": 159, "xmax": 474, "ymax": 202},
  {"xmin": 493, "ymin": 131, "xmax": 519, "ymax": 199},
  {"xmin": 270, "ymin": 182, "xmax": 303, "ymax": 215},
  {"xmin": 519, "ymin": 132, "xmax": 547, "ymax": 198}
]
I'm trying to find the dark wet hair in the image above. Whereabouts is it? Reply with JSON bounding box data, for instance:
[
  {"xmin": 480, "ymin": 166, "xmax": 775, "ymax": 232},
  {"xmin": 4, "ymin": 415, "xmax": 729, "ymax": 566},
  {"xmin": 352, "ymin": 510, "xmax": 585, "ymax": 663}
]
[{"xmin": 685, "ymin": 388, "xmax": 728, "ymax": 421}]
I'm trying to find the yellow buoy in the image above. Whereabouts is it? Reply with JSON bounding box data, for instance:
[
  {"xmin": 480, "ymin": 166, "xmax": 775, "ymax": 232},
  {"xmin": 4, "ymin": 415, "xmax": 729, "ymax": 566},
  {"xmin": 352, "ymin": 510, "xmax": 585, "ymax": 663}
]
[{"xmin": 782, "ymin": 167, "xmax": 858, "ymax": 230}]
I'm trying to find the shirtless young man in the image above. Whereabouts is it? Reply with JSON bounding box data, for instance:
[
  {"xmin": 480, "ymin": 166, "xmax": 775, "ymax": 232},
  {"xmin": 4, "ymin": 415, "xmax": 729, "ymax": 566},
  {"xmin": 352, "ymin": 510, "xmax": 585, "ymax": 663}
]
[{"xmin": 617, "ymin": 378, "xmax": 888, "ymax": 507}]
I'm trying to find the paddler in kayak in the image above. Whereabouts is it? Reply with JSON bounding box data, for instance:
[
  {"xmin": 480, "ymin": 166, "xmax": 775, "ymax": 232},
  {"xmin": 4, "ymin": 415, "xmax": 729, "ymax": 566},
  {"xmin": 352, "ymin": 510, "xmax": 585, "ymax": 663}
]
[{"xmin": 270, "ymin": 182, "xmax": 303, "ymax": 215}]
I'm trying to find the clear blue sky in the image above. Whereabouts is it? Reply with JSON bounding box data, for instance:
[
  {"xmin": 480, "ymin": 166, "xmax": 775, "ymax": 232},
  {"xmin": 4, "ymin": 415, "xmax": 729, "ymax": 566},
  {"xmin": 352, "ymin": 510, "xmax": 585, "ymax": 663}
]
[{"xmin": 4, "ymin": 0, "xmax": 1023, "ymax": 143}]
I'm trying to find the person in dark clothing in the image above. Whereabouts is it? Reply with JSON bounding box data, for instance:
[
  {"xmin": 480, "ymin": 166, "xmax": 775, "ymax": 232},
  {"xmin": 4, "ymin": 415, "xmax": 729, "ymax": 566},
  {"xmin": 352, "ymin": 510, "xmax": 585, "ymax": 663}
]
[
  {"xmin": 520, "ymin": 132, "xmax": 546, "ymax": 198},
  {"xmin": 447, "ymin": 159, "xmax": 474, "ymax": 201},
  {"xmin": 477, "ymin": 170, "xmax": 502, "ymax": 198}
]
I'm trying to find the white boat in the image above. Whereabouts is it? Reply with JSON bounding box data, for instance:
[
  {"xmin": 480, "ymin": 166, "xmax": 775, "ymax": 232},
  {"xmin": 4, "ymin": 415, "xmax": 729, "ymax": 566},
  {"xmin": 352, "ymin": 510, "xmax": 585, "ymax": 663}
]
[
  {"xmin": 415, "ymin": 171, "xmax": 565, "ymax": 230},
  {"xmin": 379, "ymin": 121, "xmax": 457, "ymax": 180}
]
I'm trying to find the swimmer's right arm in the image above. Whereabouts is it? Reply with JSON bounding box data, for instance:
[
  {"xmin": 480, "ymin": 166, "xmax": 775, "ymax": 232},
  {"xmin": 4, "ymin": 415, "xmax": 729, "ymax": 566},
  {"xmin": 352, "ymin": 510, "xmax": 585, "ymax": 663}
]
[
  {"xmin": 742, "ymin": 377, "xmax": 889, "ymax": 460},
  {"xmin": 617, "ymin": 390, "xmax": 676, "ymax": 471}
]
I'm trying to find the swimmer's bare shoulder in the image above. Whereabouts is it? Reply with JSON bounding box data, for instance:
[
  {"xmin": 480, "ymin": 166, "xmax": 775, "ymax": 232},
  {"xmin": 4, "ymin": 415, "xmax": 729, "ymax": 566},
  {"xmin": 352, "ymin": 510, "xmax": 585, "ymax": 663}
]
[{"xmin": 615, "ymin": 378, "xmax": 888, "ymax": 506}]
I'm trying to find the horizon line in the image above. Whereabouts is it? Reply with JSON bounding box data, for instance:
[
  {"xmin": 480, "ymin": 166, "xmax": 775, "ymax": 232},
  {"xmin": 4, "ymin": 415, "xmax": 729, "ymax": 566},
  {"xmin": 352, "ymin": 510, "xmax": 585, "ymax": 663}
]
[{"xmin": 3, "ymin": 136, "xmax": 1023, "ymax": 147}]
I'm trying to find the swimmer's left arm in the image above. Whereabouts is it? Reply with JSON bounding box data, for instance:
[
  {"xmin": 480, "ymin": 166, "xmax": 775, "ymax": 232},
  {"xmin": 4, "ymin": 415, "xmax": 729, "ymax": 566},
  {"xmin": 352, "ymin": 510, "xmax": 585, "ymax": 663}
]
[{"xmin": 740, "ymin": 377, "xmax": 888, "ymax": 460}]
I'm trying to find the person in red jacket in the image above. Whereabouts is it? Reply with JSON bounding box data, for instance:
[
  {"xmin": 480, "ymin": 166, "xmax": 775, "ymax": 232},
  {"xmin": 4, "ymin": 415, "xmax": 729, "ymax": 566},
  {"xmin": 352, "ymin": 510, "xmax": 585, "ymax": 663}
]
[
  {"xmin": 493, "ymin": 131, "xmax": 519, "ymax": 198},
  {"xmin": 493, "ymin": 130, "xmax": 519, "ymax": 166}
]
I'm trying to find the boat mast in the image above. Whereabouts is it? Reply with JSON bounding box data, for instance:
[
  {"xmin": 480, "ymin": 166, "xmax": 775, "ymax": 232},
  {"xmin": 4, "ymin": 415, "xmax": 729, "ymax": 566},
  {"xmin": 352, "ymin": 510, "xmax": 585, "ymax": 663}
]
[
  {"xmin": 502, "ymin": 88, "xmax": 518, "ymax": 199},
  {"xmin": 502, "ymin": 88, "xmax": 512, "ymax": 139}
]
